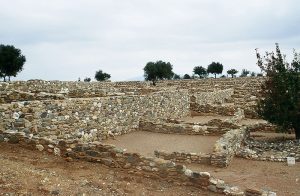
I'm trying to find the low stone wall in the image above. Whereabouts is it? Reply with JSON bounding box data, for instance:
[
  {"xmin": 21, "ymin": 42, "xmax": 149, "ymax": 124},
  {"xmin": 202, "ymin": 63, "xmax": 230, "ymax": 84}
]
[
  {"xmin": 154, "ymin": 150, "xmax": 211, "ymax": 165},
  {"xmin": 243, "ymin": 105, "xmax": 260, "ymax": 119},
  {"xmin": 139, "ymin": 120, "xmax": 226, "ymax": 135},
  {"xmin": 211, "ymin": 127, "xmax": 248, "ymax": 167},
  {"xmin": 0, "ymin": 90, "xmax": 190, "ymax": 141},
  {"xmin": 246, "ymin": 122, "xmax": 277, "ymax": 133},
  {"xmin": 237, "ymin": 135, "xmax": 300, "ymax": 162},
  {"xmin": 0, "ymin": 90, "xmax": 66, "ymax": 104},
  {"xmin": 139, "ymin": 119, "xmax": 239, "ymax": 136},
  {"xmin": 0, "ymin": 129, "xmax": 272, "ymax": 196}
]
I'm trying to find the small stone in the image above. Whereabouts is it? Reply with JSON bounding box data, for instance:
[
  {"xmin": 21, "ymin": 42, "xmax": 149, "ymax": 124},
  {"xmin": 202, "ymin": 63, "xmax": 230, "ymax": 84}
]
[
  {"xmin": 40, "ymin": 112, "xmax": 48, "ymax": 118},
  {"xmin": 65, "ymin": 157, "xmax": 73, "ymax": 162},
  {"xmin": 54, "ymin": 147, "xmax": 61, "ymax": 156},
  {"xmin": 8, "ymin": 135, "xmax": 19, "ymax": 144},
  {"xmin": 51, "ymin": 190, "xmax": 60, "ymax": 195},
  {"xmin": 48, "ymin": 144, "xmax": 54, "ymax": 148},
  {"xmin": 36, "ymin": 144, "xmax": 44, "ymax": 151},
  {"xmin": 184, "ymin": 169, "xmax": 193, "ymax": 177},
  {"xmin": 200, "ymin": 172, "xmax": 211, "ymax": 178},
  {"xmin": 208, "ymin": 185, "xmax": 217, "ymax": 192},
  {"xmin": 13, "ymin": 112, "xmax": 20, "ymax": 120}
]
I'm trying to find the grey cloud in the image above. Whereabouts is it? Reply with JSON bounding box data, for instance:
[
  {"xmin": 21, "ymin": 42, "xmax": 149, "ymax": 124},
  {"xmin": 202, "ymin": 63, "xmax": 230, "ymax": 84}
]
[{"xmin": 1, "ymin": 0, "xmax": 299, "ymax": 81}]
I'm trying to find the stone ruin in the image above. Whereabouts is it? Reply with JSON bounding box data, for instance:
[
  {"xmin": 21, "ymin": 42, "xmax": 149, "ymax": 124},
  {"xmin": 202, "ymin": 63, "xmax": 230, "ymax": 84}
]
[{"xmin": 0, "ymin": 77, "xmax": 298, "ymax": 195}]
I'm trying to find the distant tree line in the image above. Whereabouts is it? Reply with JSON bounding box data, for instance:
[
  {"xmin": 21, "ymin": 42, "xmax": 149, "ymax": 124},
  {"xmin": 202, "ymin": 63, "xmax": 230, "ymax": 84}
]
[
  {"xmin": 142, "ymin": 60, "xmax": 262, "ymax": 82},
  {"xmin": 1, "ymin": 44, "xmax": 263, "ymax": 83}
]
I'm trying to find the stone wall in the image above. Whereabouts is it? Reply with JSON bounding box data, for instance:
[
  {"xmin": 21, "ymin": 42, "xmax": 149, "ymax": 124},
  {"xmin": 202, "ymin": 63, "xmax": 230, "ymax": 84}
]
[
  {"xmin": 0, "ymin": 90, "xmax": 190, "ymax": 141},
  {"xmin": 190, "ymin": 104, "xmax": 236, "ymax": 116},
  {"xmin": 192, "ymin": 89, "xmax": 234, "ymax": 105},
  {"xmin": 139, "ymin": 118, "xmax": 240, "ymax": 136},
  {"xmin": 211, "ymin": 127, "xmax": 248, "ymax": 167},
  {"xmin": 154, "ymin": 150, "xmax": 211, "ymax": 165}
]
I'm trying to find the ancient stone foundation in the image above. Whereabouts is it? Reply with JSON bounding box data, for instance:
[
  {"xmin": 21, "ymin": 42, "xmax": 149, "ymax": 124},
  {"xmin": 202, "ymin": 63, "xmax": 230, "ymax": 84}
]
[{"xmin": 0, "ymin": 77, "xmax": 281, "ymax": 196}]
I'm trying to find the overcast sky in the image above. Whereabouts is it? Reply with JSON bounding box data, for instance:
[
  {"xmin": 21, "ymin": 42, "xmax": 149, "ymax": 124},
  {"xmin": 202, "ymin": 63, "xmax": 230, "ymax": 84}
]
[{"xmin": 1, "ymin": 0, "xmax": 300, "ymax": 81}]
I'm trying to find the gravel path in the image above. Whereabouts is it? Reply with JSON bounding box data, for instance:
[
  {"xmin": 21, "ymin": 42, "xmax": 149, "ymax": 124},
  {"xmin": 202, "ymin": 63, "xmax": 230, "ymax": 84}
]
[{"xmin": 105, "ymin": 131, "xmax": 219, "ymax": 156}]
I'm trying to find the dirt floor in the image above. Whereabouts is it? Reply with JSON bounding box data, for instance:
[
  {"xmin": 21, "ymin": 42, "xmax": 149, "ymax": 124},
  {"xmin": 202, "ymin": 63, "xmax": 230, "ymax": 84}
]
[
  {"xmin": 187, "ymin": 158, "xmax": 300, "ymax": 196},
  {"xmin": 0, "ymin": 143, "xmax": 219, "ymax": 196},
  {"xmin": 105, "ymin": 130, "xmax": 300, "ymax": 196},
  {"xmin": 105, "ymin": 131, "xmax": 219, "ymax": 156}
]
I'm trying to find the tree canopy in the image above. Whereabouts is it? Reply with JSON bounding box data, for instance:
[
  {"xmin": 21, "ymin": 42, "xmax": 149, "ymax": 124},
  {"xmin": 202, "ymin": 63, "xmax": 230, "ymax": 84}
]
[
  {"xmin": 256, "ymin": 43, "xmax": 300, "ymax": 139},
  {"xmin": 94, "ymin": 70, "xmax": 111, "ymax": 81},
  {"xmin": 84, "ymin": 77, "xmax": 91, "ymax": 82},
  {"xmin": 0, "ymin": 44, "xmax": 26, "ymax": 81},
  {"xmin": 173, "ymin": 74, "xmax": 181, "ymax": 80},
  {"xmin": 240, "ymin": 69, "xmax": 250, "ymax": 77},
  {"xmin": 143, "ymin": 60, "xmax": 174, "ymax": 85},
  {"xmin": 193, "ymin": 66, "xmax": 207, "ymax": 78},
  {"xmin": 207, "ymin": 62, "xmax": 223, "ymax": 78},
  {"xmin": 227, "ymin": 69, "xmax": 238, "ymax": 78},
  {"xmin": 183, "ymin": 74, "xmax": 191, "ymax": 79}
]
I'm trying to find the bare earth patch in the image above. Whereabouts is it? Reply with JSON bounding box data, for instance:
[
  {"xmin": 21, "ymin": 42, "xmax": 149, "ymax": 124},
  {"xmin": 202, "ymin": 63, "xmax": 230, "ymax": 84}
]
[{"xmin": 105, "ymin": 131, "xmax": 219, "ymax": 156}]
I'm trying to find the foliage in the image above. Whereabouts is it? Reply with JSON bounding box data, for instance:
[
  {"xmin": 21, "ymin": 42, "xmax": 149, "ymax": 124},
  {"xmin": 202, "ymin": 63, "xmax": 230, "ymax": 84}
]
[
  {"xmin": 257, "ymin": 73, "xmax": 263, "ymax": 77},
  {"xmin": 227, "ymin": 69, "xmax": 238, "ymax": 78},
  {"xmin": 94, "ymin": 70, "xmax": 111, "ymax": 81},
  {"xmin": 207, "ymin": 62, "xmax": 223, "ymax": 78},
  {"xmin": 240, "ymin": 69, "xmax": 250, "ymax": 77},
  {"xmin": 256, "ymin": 43, "xmax": 300, "ymax": 139},
  {"xmin": 250, "ymin": 72, "xmax": 256, "ymax": 77},
  {"xmin": 173, "ymin": 74, "xmax": 181, "ymax": 80},
  {"xmin": 183, "ymin": 74, "xmax": 191, "ymax": 79},
  {"xmin": 143, "ymin": 60, "xmax": 174, "ymax": 85},
  {"xmin": 84, "ymin": 77, "xmax": 91, "ymax": 82},
  {"xmin": 0, "ymin": 44, "xmax": 26, "ymax": 81},
  {"xmin": 193, "ymin": 66, "xmax": 207, "ymax": 78}
]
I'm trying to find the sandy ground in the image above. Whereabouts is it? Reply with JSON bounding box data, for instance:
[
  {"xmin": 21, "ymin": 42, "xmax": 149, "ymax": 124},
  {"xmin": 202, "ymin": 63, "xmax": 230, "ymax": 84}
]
[
  {"xmin": 0, "ymin": 143, "xmax": 218, "ymax": 196},
  {"xmin": 105, "ymin": 131, "xmax": 219, "ymax": 156},
  {"xmin": 187, "ymin": 158, "xmax": 300, "ymax": 196}
]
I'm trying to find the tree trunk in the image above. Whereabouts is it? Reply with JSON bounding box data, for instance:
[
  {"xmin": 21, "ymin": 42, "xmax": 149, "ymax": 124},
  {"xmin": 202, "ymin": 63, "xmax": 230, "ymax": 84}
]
[
  {"xmin": 214, "ymin": 74, "xmax": 216, "ymax": 78},
  {"xmin": 295, "ymin": 127, "xmax": 300, "ymax": 140},
  {"xmin": 3, "ymin": 76, "xmax": 6, "ymax": 82},
  {"xmin": 231, "ymin": 74, "xmax": 234, "ymax": 78},
  {"xmin": 8, "ymin": 76, "xmax": 11, "ymax": 81},
  {"xmin": 152, "ymin": 80, "xmax": 156, "ymax": 86}
]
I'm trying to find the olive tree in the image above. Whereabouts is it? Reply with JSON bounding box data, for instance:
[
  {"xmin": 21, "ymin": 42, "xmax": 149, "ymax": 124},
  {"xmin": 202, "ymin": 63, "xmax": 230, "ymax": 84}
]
[
  {"xmin": 256, "ymin": 43, "xmax": 300, "ymax": 140},
  {"xmin": 0, "ymin": 44, "xmax": 26, "ymax": 81},
  {"xmin": 143, "ymin": 60, "xmax": 174, "ymax": 85},
  {"xmin": 207, "ymin": 62, "xmax": 223, "ymax": 78},
  {"xmin": 227, "ymin": 69, "xmax": 238, "ymax": 78},
  {"xmin": 95, "ymin": 70, "xmax": 111, "ymax": 81}
]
